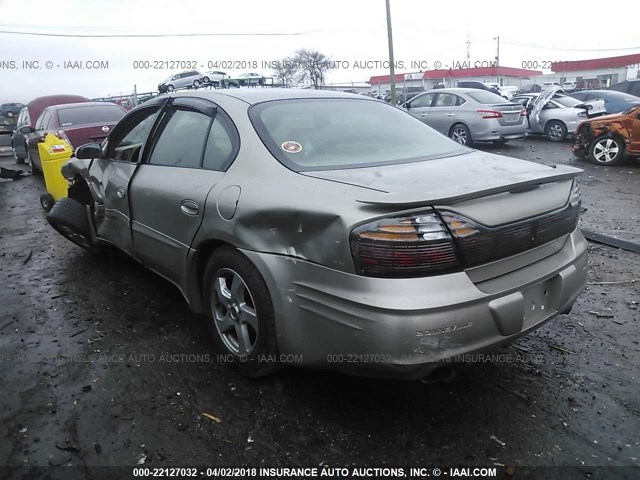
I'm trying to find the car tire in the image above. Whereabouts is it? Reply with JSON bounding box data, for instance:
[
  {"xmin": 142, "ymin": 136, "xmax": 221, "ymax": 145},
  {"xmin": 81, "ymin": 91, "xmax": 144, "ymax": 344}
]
[
  {"xmin": 193, "ymin": 80, "xmax": 201, "ymax": 88},
  {"xmin": 203, "ymin": 246, "xmax": 280, "ymax": 378},
  {"xmin": 13, "ymin": 145, "xmax": 26, "ymax": 164},
  {"xmin": 589, "ymin": 135, "xmax": 625, "ymax": 166},
  {"xmin": 47, "ymin": 197, "xmax": 102, "ymax": 254},
  {"xmin": 167, "ymin": 84, "xmax": 174, "ymax": 92},
  {"xmin": 40, "ymin": 193, "xmax": 55, "ymax": 211},
  {"xmin": 26, "ymin": 149, "xmax": 41, "ymax": 175},
  {"xmin": 449, "ymin": 123, "xmax": 473, "ymax": 147},
  {"xmin": 544, "ymin": 120, "xmax": 567, "ymax": 142},
  {"xmin": 202, "ymin": 76, "xmax": 210, "ymax": 84}
]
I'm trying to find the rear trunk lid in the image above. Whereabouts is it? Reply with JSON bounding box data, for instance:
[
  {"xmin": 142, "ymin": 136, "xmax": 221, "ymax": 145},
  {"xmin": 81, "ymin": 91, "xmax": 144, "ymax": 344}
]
[
  {"xmin": 486, "ymin": 102, "xmax": 525, "ymax": 126},
  {"xmin": 304, "ymin": 150, "xmax": 582, "ymax": 271},
  {"xmin": 60, "ymin": 122, "xmax": 116, "ymax": 149}
]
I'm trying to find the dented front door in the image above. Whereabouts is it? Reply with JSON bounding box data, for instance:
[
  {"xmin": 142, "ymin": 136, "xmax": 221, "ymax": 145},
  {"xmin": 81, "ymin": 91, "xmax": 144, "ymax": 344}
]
[{"xmin": 88, "ymin": 101, "xmax": 165, "ymax": 254}]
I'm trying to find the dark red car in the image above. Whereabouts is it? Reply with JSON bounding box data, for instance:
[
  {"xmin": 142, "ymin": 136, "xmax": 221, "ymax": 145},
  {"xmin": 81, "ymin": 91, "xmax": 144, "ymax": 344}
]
[
  {"xmin": 22, "ymin": 102, "xmax": 126, "ymax": 173},
  {"xmin": 11, "ymin": 95, "xmax": 90, "ymax": 162}
]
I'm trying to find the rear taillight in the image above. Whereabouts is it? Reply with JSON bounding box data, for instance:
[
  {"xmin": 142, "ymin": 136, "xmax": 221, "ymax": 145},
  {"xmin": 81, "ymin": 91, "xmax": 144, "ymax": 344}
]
[
  {"xmin": 520, "ymin": 109, "xmax": 527, "ymax": 116},
  {"xmin": 350, "ymin": 211, "xmax": 461, "ymax": 277},
  {"xmin": 477, "ymin": 110, "xmax": 503, "ymax": 119},
  {"xmin": 57, "ymin": 130, "xmax": 73, "ymax": 149}
]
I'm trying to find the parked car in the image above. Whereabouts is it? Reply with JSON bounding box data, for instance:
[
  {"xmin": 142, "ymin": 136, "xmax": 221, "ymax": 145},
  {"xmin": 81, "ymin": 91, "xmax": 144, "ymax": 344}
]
[
  {"xmin": 47, "ymin": 90, "xmax": 587, "ymax": 380},
  {"xmin": 569, "ymin": 90, "xmax": 640, "ymax": 115},
  {"xmin": 573, "ymin": 104, "xmax": 640, "ymax": 166},
  {"xmin": 202, "ymin": 70, "xmax": 229, "ymax": 87},
  {"xmin": 562, "ymin": 82, "xmax": 577, "ymax": 93},
  {"xmin": 22, "ymin": 102, "xmax": 126, "ymax": 173},
  {"xmin": 11, "ymin": 95, "xmax": 90, "ymax": 163},
  {"xmin": 607, "ymin": 79, "xmax": 640, "ymax": 97},
  {"xmin": 158, "ymin": 70, "xmax": 205, "ymax": 92},
  {"xmin": 0, "ymin": 102, "xmax": 26, "ymax": 119},
  {"xmin": 510, "ymin": 87, "xmax": 606, "ymax": 142},
  {"xmin": 227, "ymin": 72, "xmax": 264, "ymax": 87},
  {"xmin": 457, "ymin": 81, "xmax": 501, "ymax": 96},
  {"xmin": 404, "ymin": 88, "xmax": 526, "ymax": 146},
  {"xmin": 499, "ymin": 86, "xmax": 519, "ymax": 100}
]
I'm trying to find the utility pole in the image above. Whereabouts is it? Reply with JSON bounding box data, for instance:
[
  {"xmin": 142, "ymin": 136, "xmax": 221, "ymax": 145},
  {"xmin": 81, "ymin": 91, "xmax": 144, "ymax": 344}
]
[
  {"xmin": 494, "ymin": 35, "xmax": 500, "ymax": 86},
  {"xmin": 466, "ymin": 33, "xmax": 471, "ymax": 61},
  {"xmin": 385, "ymin": 0, "xmax": 397, "ymax": 105}
]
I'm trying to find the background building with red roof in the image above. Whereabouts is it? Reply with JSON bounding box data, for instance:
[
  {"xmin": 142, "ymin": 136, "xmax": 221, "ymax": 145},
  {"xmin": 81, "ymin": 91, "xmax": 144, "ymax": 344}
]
[{"xmin": 368, "ymin": 66, "xmax": 542, "ymax": 95}]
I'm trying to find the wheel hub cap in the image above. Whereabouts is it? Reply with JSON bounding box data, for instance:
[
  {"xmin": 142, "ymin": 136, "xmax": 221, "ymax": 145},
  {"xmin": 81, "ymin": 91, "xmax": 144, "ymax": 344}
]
[{"xmin": 211, "ymin": 268, "xmax": 258, "ymax": 356}]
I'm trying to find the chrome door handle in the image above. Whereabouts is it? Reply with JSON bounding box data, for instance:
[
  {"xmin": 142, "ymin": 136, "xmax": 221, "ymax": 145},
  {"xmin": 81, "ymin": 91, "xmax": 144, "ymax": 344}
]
[
  {"xmin": 180, "ymin": 199, "xmax": 199, "ymax": 216},
  {"xmin": 420, "ymin": 113, "xmax": 429, "ymax": 117},
  {"xmin": 116, "ymin": 186, "xmax": 125, "ymax": 199},
  {"xmin": 446, "ymin": 113, "xmax": 455, "ymax": 117}
]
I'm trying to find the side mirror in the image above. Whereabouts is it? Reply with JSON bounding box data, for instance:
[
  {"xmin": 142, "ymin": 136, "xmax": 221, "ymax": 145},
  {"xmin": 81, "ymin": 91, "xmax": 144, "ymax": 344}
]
[
  {"xmin": 19, "ymin": 125, "xmax": 35, "ymax": 134},
  {"xmin": 75, "ymin": 142, "xmax": 102, "ymax": 159}
]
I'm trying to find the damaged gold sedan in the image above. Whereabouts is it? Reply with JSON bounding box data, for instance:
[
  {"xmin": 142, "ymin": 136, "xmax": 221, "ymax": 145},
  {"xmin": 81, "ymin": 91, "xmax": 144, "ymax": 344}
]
[{"xmin": 47, "ymin": 89, "xmax": 587, "ymax": 379}]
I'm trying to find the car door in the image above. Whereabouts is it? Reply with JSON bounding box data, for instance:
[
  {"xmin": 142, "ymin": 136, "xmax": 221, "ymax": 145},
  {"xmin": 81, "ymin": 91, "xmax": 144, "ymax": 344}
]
[
  {"xmin": 12, "ymin": 108, "xmax": 29, "ymax": 158},
  {"xmin": 128, "ymin": 97, "xmax": 234, "ymax": 286},
  {"xmin": 427, "ymin": 93, "xmax": 464, "ymax": 134},
  {"xmin": 28, "ymin": 109, "xmax": 54, "ymax": 168},
  {"xmin": 405, "ymin": 92, "xmax": 436, "ymax": 125},
  {"xmin": 88, "ymin": 99, "xmax": 167, "ymax": 254}
]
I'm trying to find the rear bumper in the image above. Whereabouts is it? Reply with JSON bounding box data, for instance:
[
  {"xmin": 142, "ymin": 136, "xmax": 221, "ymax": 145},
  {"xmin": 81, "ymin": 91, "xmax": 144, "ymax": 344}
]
[
  {"xmin": 473, "ymin": 121, "xmax": 527, "ymax": 142},
  {"xmin": 241, "ymin": 228, "xmax": 588, "ymax": 379}
]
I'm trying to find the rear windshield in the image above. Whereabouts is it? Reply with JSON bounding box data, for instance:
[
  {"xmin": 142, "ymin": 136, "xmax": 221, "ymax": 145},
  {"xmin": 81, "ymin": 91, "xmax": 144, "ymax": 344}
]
[
  {"xmin": 466, "ymin": 91, "xmax": 507, "ymax": 104},
  {"xmin": 58, "ymin": 104, "xmax": 125, "ymax": 127},
  {"xmin": 249, "ymin": 98, "xmax": 468, "ymax": 170}
]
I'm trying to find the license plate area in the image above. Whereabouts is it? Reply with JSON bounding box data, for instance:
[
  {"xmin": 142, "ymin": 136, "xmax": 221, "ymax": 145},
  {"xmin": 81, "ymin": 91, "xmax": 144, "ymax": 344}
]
[{"xmin": 522, "ymin": 279, "xmax": 552, "ymax": 326}]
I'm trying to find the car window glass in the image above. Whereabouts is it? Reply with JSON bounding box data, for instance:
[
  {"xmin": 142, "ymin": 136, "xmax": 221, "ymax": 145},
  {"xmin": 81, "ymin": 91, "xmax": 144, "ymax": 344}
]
[
  {"xmin": 250, "ymin": 98, "xmax": 467, "ymax": 170},
  {"xmin": 410, "ymin": 93, "xmax": 434, "ymax": 108},
  {"xmin": 107, "ymin": 107, "xmax": 160, "ymax": 161},
  {"xmin": 433, "ymin": 93, "xmax": 458, "ymax": 107},
  {"xmin": 203, "ymin": 115, "xmax": 238, "ymax": 171},
  {"xmin": 58, "ymin": 105, "xmax": 125, "ymax": 127},
  {"xmin": 148, "ymin": 109, "xmax": 211, "ymax": 168},
  {"xmin": 35, "ymin": 111, "xmax": 48, "ymax": 130},
  {"xmin": 466, "ymin": 91, "xmax": 506, "ymax": 104}
]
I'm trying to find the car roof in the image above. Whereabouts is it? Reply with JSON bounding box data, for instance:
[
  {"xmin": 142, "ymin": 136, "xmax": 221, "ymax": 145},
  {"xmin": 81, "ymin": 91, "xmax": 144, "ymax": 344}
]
[
  {"xmin": 421, "ymin": 88, "xmax": 494, "ymax": 94},
  {"xmin": 169, "ymin": 88, "xmax": 365, "ymax": 105},
  {"xmin": 47, "ymin": 102, "xmax": 120, "ymax": 110}
]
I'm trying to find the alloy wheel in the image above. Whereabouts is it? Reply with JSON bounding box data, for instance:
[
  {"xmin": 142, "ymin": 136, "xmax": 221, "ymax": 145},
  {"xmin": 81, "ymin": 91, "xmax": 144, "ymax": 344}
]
[
  {"xmin": 211, "ymin": 268, "xmax": 259, "ymax": 356},
  {"xmin": 548, "ymin": 124, "xmax": 564, "ymax": 141},
  {"xmin": 451, "ymin": 127, "xmax": 468, "ymax": 145},
  {"xmin": 592, "ymin": 138, "xmax": 620, "ymax": 164}
]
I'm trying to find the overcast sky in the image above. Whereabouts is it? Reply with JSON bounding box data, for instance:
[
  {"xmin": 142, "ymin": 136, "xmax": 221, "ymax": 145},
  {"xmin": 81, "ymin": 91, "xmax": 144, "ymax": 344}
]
[{"xmin": 1, "ymin": 0, "xmax": 639, "ymax": 103}]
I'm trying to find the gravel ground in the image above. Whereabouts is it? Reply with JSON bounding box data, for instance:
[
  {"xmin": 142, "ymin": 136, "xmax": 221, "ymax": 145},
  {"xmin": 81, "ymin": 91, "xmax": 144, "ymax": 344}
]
[{"xmin": 0, "ymin": 138, "xmax": 638, "ymax": 478}]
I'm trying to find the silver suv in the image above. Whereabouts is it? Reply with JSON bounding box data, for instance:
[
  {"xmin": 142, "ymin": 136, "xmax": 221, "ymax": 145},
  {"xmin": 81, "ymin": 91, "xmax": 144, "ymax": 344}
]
[{"xmin": 158, "ymin": 70, "xmax": 204, "ymax": 92}]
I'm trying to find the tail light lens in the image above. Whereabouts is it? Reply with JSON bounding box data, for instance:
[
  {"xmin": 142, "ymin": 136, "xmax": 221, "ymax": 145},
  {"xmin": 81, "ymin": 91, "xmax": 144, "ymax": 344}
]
[
  {"xmin": 477, "ymin": 110, "xmax": 503, "ymax": 119},
  {"xmin": 57, "ymin": 130, "xmax": 73, "ymax": 149},
  {"xmin": 350, "ymin": 211, "xmax": 461, "ymax": 277}
]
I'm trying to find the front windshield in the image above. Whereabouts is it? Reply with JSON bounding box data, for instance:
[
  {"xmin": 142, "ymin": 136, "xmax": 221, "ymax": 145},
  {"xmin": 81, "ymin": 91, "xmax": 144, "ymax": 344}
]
[{"xmin": 250, "ymin": 98, "xmax": 468, "ymax": 171}]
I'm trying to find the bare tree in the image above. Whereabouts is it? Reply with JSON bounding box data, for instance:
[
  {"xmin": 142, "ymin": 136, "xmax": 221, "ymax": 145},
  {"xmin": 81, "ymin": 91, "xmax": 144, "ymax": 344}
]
[
  {"xmin": 292, "ymin": 49, "xmax": 334, "ymax": 89},
  {"xmin": 271, "ymin": 57, "xmax": 298, "ymax": 87}
]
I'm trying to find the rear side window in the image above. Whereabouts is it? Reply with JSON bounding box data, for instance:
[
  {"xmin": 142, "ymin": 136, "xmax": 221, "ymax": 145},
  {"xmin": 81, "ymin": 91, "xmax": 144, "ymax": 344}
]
[
  {"xmin": 58, "ymin": 105, "xmax": 125, "ymax": 126},
  {"xmin": 203, "ymin": 114, "xmax": 238, "ymax": 171},
  {"xmin": 148, "ymin": 109, "xmax": 211, "ymax": 168}
]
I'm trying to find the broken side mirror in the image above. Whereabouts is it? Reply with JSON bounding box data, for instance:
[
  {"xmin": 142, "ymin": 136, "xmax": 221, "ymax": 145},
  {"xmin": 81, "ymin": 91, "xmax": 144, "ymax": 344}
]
[{"xmin": 75, "ymin": 142, "xmax": 102, "ymax": 160}]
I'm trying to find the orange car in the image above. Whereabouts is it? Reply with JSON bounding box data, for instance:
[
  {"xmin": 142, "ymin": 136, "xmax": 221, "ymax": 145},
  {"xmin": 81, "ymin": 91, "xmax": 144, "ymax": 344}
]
[{"xmin": 573, "ymin": 104, "xmax": 640, "ymax": 165}]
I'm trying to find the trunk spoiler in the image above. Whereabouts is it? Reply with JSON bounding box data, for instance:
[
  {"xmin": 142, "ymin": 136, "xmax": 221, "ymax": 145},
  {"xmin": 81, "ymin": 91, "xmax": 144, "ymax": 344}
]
[{"xmin": 356, "ymin": 165, "xmax": 582, "ymax": 207}]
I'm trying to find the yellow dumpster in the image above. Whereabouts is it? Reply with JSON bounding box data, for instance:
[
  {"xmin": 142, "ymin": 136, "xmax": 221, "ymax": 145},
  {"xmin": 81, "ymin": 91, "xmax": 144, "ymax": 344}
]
[{"xmin": 37, "ymin": 133, "xmax": 73, "ymax": 211}]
